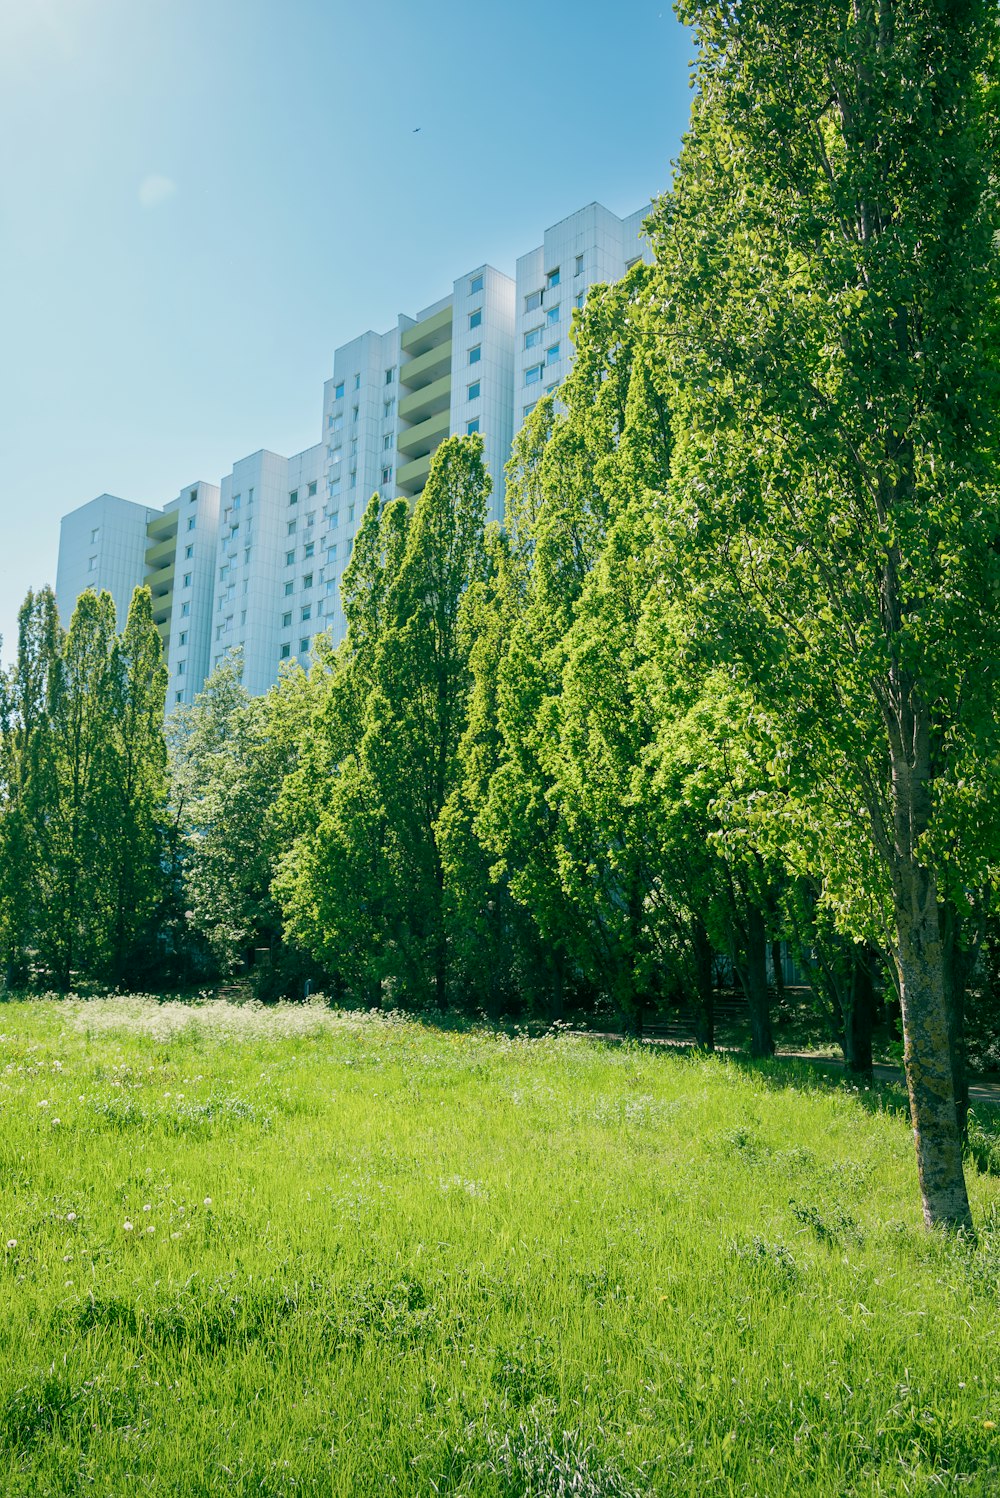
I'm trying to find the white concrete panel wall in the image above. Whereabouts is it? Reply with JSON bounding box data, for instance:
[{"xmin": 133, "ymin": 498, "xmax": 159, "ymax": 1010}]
[
  {"xmin": 165, "ymin": 480, "xmax": 221, "ymax": 708},
  {"xmin": 55, "ymin": 494, "xmax": 152, "ymax": 631},
  {"xmin": 449, "ymin": 264, "xmax": 515, "ymax": 526}
]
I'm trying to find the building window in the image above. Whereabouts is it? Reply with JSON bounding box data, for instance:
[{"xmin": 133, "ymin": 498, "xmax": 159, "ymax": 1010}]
[
  {"xmin": 187, "ymin": 516, "xmax": 196, "ymax": 531},
  {"xmin": 385, "ymin": 367, "xmax": 395, "ymax": 385},
  {"xmin": 468, "ymin": 345, "xmax": 481, "ymax": 365},
  {"xmin": 289, "ymin": 490, "xmax": 298, "ymax": 505},
  {"xmin": 300, "ymin": 638, "xmax": 310, "ymax": 654},
  {"xmin": 284, "ymin": 581, "xmax": 294, "ymax": 596},
  {"xmin": 525, "ymin": 327, "xmax": 542, "ymax": 349},
  {"xmin": 625, "ymin": 256, "xmax": 641, "ymax": 271},
  {"xmin": 547, "ymin": 305, "xmax": 560, "ymax": 325},
  {"xmin": 331, "ymin": 413, "xmax": 343, "ymax": 431},
  {"xmin": 468, "ymin": 380, "xmax": 480, "ymax": 400},
  {"xmin": 301, "ymin": 605, "xmax": 312, "ymax": 622},
  {"xmin": 280, "ymin": 643, "xmax": 291, "ymax": 659},
  {"xmin": 88, "ymin": 556, "xmax": 97, "ymax": 572},
  {"xmin": 190, "ymin": 488, "xmax": 199, "ymax": 503},
  {"xmin": 381, "ymin": 466, "xmax": 392, "ymax": 485},
  {"xmin": 546, "ymin": 267, "xmax": 560, "ymax": 288},
  {"xmin": 179, "ymin": 631, "xmax": 188, "ymax": 646},
  {"xmin": 467, "ymin": 418, "xmax": 480, "ymax": 435},
  {"xmin": 308, "ymin": 481, "xmax": 317, "ymax": 497},
  {"xmin": 470, "ymin": 273, "xmax": 484, "ymax": 295},
  {"xmin": 90, "ymin": 527, "xmax": 100, "ymax": 544},
  {"xmin": 286, "ymin": 550, "xmax": 295, "ymax": 566},
  {"xmin": 181, "ymin": 601, "xmax": 191, "ymax": 617},
  {"xmin": 575, "ymin": 291, "xmax": 585, "ymax": 310},
  {"xmin": 334, "ymin": 382, "xmax": 344, "ymax": 400},
  {"xmin": 287, "ymin": 520, "xmax": 297, "ymax": 535},
  {"xmin": 304, "ymin": 542, "xmax": 315, "ymax": 558},
  {"xmin": 327, "ymin": 544, "xmax": 338, "ymax": 562},
  {"xmin": 183, "ymin": 572, "xmax": 192, "ymax": 588},
  {"xmin": 525, "ymin": 364, "xmax": 543, "ymax": 385},
  {"xmin": 384, "ymin": 397, "xmax": 395, "ymax": 418},
  {"xmin": 525, "ymin": 289, "xmax": 543, "ymax": 313},
  {"xmin": 348, "ymin": 504, "xmax": 355, "ymax": 523},
  {"xmin": 352, "ymin": 405, "xmax": 359, "ymax": 423},
  {"xmin": 185, "ymin": 544, "xmax": 194, "ymax": 560},
  {"xmin": 383, "ymin": 432, "xmax": 392, "ymax": 450},
  {"xmin": 547, "ymin": 343, "xmax": 560, "ymax": 364},
  {"xmin": 523, "ymin": 402, "xmax": 537, "ymax": 418},
  {"xmin": 282, "ymin": 612, "xmax": 292, "ymax": 628},
  {"xmin": 177, "ymin": 660, "xmax": 186, "ymax": 676},
  {"xmin": 175, "ymin": 691, "xmax": 183, "ymax": 704},
  {"xmin": 233, "ymin": 494, "xmax": 241, "ymax": 508},
  {"xmin": 329, "ymin": 509, "xmax": 339, "ymax": 526},
  {"xmin": 354, "ymin": 373, "xmax": 361, "ymax": 390},
  {"xmin": 575, "ymin": 254, "xmax": 584, "ymax": 276},
  {"xmin": 469, "ymin": 308, "xmax": 482, "ymax": 330},
  {"xmin": 350, "ymin": 471, "xmax": 357, "ymax": 488},
  {"xmin": 303, "ymin": 572, "xmax": 313, "ymax": 589},
  {"xmin": 546, "ymin": 383, "xmax": 558, "ymax": 394}
]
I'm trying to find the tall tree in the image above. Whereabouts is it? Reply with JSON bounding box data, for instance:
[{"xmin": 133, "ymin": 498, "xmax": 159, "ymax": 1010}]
[{"xmin": 652, "ymin": 0, "xmax": 1000, "ymax": 1226}]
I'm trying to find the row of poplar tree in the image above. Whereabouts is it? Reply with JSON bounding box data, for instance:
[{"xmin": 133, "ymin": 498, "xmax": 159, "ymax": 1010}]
[{"xmin": 3, "ymin": 0, "xmax": 999, "ymax": 1228}]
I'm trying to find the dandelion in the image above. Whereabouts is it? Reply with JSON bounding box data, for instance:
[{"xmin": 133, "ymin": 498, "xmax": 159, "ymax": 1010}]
[
  {"xmin": 123, "ymin": 1221, "xmax": 133, "ymax": 1232},
  {"xmin": 64, "ymin": 1280, "xmax": 73, "ymax": 1288},
  {"xmin": 203, "ymin": 1197, "xmax": 212, "ymax": 1207},
  {"xmin": 51, "ymin": 1118, "xmax": 60, "ymax": 1126},
  {"xmin": 145, "ymin": 1225, "xmax": 155, "ymax": 1235},
  {"xmin": 38, "ymin": 1099, "xmax": 49, "ymax": 1108},
  {"xmin": 66, "ymin": 1212, "xmax": 76, "ymax": 1223},
  {"xmin": 6, "ymin": 1239, "xmax": 16, "ymax": 1250},
  {"xmin": 170, "ymin": 1231, "xmax": 181, "ymax": 1240},
  {"xmin": 63, "ymin": 1254, "xmax": 72, "ymax": 1263},
  {"xmin": 142, "ymin": 1204, "xmax": 152, "ymax": 1213}
]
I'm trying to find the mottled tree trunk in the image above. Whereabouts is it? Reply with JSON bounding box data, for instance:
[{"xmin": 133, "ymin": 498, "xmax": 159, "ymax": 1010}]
[{"xmin": 895, "ymin": 865, "xmax": 972, "ymax": 1231}]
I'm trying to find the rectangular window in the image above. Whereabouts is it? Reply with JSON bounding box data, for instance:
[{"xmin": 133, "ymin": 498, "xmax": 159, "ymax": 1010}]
[
  {"xmin": 547, "ymin": 305, "xmax": 560, "ymax": 325},
  {"xmin": 383, "ymin": 432, "xmax": 392, "ymax": 450},
  {"xmin": 575, "ymin": 291, "xmax": 585, "ymax": 310},
  {"xmin": 177, "ymin": 660, "xmax": 186, "ymax": 676},
  {"xmin": 284, "ymin": 581, "xmax": 294, "ymax": 596},
  {"xmin": 282, "ymin": 612, "xmax": 292, "ymax": 628},
  {"xmin": 181, "ymin": 601, "xmax": 190, "ymax": 617},
  {"xmin": 90, "ymin": 527, "xmax": 100, "ymax": 544},
  {"xmin": 525, "ymin": 289, "xmax": 543, "ymax": 313},
  {"xmin": 334, "ymin": 382, "xmax": 344, "ymax": 399},
  {"xmin": 525, "ymin": 364, "xmax": 543, "ymax": 385},
  {"xmin": 381, "ymin": 466, "xmax": 392, "ymax": 485},
  {"xmin": 469, "ymin": 308, "xmax": 482, "ymax": 330},
  {"xmin": 352, "ymin": 405, "xmax": 359, "ymax": 422},
  {"xmin": 187, "ymin": 516, "xmax": 196, "ymax": 531},
  {"xmin": 523, "ymin": 402, "xmax": 537, "ymax": 418},
  {"xmin": 546, "ymin": 267, "xmax": 560, "ymax": 288},
  {"xmin": 350, "ymin": 472, "xmax": 357, "ymax": 488},
  {"xmin": 303, "ymin": 572, "xmax": 313, "ymax": 589},
  {"xmin": 332, "ymin": 413, "xmax": 343, "ymax": 431},
  {"xmin": 185, "ymin": 544, "xmax": 194, "ymax": 559},
  {"xmin": 385, "ymin": 367, "xmax": 395, "ymax": 385},
  {"xmin": 308, "ymin": 480, "xmax": 317, "ymax": 497},
  {"xmin": 289, "ymin": 490, "xmax": 298, "ymax": 505},
  {"xmin": 301, "ymin": 605, "xmax": 312, "ymax": 622},
  {"xmin": 348, "ymin": 504, "xmax": 355, "ymax": 522},
  {"xmin": 175, "ymin": 691, "xmax": 183, "ymax": 704},
  {"xmin": 88, "ymin": 556, "xmax": 97, "ymax": 572},
  {"xmin": 304, "ymin": 542, "xmax": 315, "ymax": 558},
  {"xmin": 468, "ymin": 344, "xmax": 481, "ymax": 364},
  {"xmin": 179, "ymin": 631, "xmax": 188, "ymax": 646},
  {"xmin": 354, "ymin": 373, "xmax": 361, "ymax": 390},
  {"xmin": 466, "ymin": 418, "xmax": 480, "ymax": 435},
  {"xmin": 575, "ymin": 254, "xmax": 584, "ymax": 276},
  {"xmin": 287, "ymin": 520, "xmax": 297, "ymax": 534},
  {"xmin": 327, "ymin": 544, "xmax": 338, "ymax": 562},
  {"xmin": 384, "ymin": 397, "xmax": 394, "ymax": 418},
  {"xmin": 329, "ymin": 509, "xmax": 339, "ymax": 526},
  {"xmin": 468, "ymin": 380, "xmax": 480, "ymax": 400},
  {"xmin": 525, "ymin": 327, "xmax": 542, "ymax": 349},
  {"xmin": 300, "ymin": 638, "xmax": 310, "ymax": 654},
  {"xmin": 183, "ymin": 572, "xmax": 192, "ymax": 588},
  {"xmin": 470, "ymin": 273, "xmax": 484, "ymax": 295},
  {"xmin": 547, "ymin": 343, "xmax": 560, "ymax": 364},
  {"xmin": 280, "ymin": 643, "xmax": 291, "ymax": 659},
  {"xmin": 306, "ymin": 512, "xmax": 315, "ymax": 527}
]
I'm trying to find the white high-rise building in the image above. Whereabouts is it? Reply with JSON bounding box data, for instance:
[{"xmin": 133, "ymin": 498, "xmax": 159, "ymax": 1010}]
[{"xmin": 54, "ymin": 200, "xmax": 652, "ymax": 709}]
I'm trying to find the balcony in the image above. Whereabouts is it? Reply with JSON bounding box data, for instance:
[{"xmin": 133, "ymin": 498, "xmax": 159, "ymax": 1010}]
[
  {"xmin": 397, "ymin": 451, "xmax": 433, "ymax": 494},
  {"xmin": 399, "ymin": 339, "xmax": 452, "ymax": 392},
  {"xmin": 148, "ymin": 562, "xmax": 175, "ymax": 598},
  {"xmin": 398, "ymin": 371, "xmax": 452, "ymax": 425},
  {"xmin": 145, "ymin": 534, "xmax": 177, "ymax": 570},
  {"xmin": 397, "ymin": 407, "xmax": 450, "ymax": 460},
  {"xmin": 400, "ymin": 304, "xmax": 452, "ymax": 359}
]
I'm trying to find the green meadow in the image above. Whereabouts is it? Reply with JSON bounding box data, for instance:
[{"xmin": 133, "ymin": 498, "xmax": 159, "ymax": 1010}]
[{"xmin": 1, "ymin": 997, "xmax": 999, "ymax": 1496}]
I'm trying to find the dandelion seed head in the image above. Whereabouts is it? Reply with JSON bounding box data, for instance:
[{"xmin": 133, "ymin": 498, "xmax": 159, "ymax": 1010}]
[{"xmin": 123, "ymin": 1221, "xmax": 133, "ymax": 1232}]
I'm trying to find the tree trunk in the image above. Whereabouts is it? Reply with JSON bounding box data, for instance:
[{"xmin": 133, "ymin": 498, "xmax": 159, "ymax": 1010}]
[
  {"xmin": 692, "ymin": 916, "xmax": 715, "ymax": 1051},
  {"xmin": 736, "ymin": 906, "xmax": 774, "ymax": 1058},
  {"xmin": 895, "ymin": 867, "xmax": 972, "ymax": 1231},
  {"xmin": 842, "ymin": 945, "xmax": 875, "ymax": 1084},
  {"xmin": 940, "ymin": 904, "xmax": 972, "ymax": 1143}
]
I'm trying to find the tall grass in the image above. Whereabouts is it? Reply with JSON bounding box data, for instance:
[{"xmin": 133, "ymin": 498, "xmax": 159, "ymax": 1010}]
[{"xmin": 0, "ymin": 996, "xmax": 998, "ymax": 1495}]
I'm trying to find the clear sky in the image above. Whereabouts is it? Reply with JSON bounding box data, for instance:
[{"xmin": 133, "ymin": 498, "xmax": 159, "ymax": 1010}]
[{"xmin": 0, "ymin": 0, "xmax": 694, "ymax": 658}]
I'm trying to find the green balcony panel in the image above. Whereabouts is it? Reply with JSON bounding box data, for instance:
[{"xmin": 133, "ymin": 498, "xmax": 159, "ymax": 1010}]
[
  {"xmin": 398, "ymin": 372, "xmax": 452, "ymax": 425},
  {"xmin": 145, "ymin": 534, "xmax": 178, "ymax": 569},
  {"xmin": 397, "ymin": 450, "xmax": 434, "ymax": 492},
  {"xmin": 397, "ymin": 406, "xmax": 451, "ymax": 460},
  {"xmin": 399, "ymin": 340, "xmax": 452, "ymax": 392},
  {"xmin": 400, "ymin": 304, "xmax": 453, "ymax": 358}
]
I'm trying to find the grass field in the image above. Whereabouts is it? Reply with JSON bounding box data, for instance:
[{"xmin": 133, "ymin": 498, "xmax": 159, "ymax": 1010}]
[{"xmin": 1, "ymin": 997, "xmax": 1000, "ymax": 1496}]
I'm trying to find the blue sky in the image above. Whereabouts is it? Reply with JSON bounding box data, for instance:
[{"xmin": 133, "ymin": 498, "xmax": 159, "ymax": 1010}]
[{"xmin": 0, "ymin": 0, "xmax": 694, "ymax": 657}]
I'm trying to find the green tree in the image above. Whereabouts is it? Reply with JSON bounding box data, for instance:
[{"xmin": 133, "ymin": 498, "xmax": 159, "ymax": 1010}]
[{"xmin": 652, "ymin": 0, "xmax": 1000, "ymax": 1226}]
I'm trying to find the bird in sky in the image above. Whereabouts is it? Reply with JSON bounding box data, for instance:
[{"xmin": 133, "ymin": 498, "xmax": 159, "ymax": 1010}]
[{"xmin": 412, "ymin": 127, "xmax": 421, "ymax": 133}]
